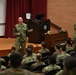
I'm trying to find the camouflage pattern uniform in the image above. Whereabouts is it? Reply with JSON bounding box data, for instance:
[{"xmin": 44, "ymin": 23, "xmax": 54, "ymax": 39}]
[
  {"xmin": 14, "ymin": 23, "xmax": 28, "ymax": 54},
  {"xmin": 53, "ymin": 51, "xmax": 60, "ymax": 57},
  {"xmin": 38, "ymin": 48, "xmax": 50, "ymax": 53},
  {"xmin": 0, "ymin": 68, "xmax": 33, "ymax": 75},
  {"xmin": 66, "ymin": 45, "xmax": 74, "ymax": 52},
  {"xmin": 56, "ymin": 52, "xmax": 70, "ymax": 63},
  {"xmin": 30, "ymin": 61, "xmax": 45, "ymax": 70},
  {"xmin": 55, "ymin": 70, "xmax": 76, "ymax": 75},
  {"xmin": 42, "ymin": 64, "xmax": 61, "ymax": 73},
  {"xmin": 55, "ymin": 70, "xmax": 63, "ymax": 75},
  {"xmin": 74, "ymin": 24, "xmax": 76, "ymax": 51},
  {"xmin": 22, "ymin": 53, "xmax": 36, "ymax": 64}
]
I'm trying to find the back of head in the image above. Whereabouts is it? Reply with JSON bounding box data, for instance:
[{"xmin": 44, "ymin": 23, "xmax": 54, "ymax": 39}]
[
  {"xmin": 27, "ymin": 45, "xmax": 33, "ymax": 51},
  {"xmin": 10, "ymin": 52, "xmax": 22, "ymax": 68},
  {"xmin": 11, "ymin": 46, "xmax": 16, "ymax": 51},
  {"xmin": 26, "ymin": 48, "xmax": 32, "ymax": 56},
  {"xmin": 48, "ymin": 55, "xmax": 56, "ymax": 64},
  {"xmin": 64, "ymin": 56, "xmax": 76, "ymax": 71},
  {"xmin": 60, "ymin": 43, "xmax": 66, "ymax": 51},
  {"xmin": 36, "ymin": 53, "xmax": 42, "ymax": 60},
  {"xmin": 55, "ymin": 44, "xmax": 60, "ymax": 50},
  {"xmin": 65, "ymin": 38, "xmax": 72, "ymax": 45},
  {"xmin": 41, "ymin": 41, "xmax": 46, "ymax": 48}
]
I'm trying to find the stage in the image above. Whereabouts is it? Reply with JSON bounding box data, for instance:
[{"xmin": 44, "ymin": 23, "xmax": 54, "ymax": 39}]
[{"xmin": 0, "ymin": 38, "xmax": 41, "ymax": 56}]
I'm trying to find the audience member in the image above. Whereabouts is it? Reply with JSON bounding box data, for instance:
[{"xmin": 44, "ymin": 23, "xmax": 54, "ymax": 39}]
[
  {"xmin": 53, "ymin": 44, "xmax": 61, "ymax": 57},
  {"xmin": 65, "ymin": 38, "xmax": 74, "ymax": 53},
  {"xmin": 30, "ymin": 53, "xmax": 45, "ymax": 70},
  {"xmin": 38, "ymin": 41, "xmax": 50, "ymax": 53},
  {"xmin": 22, "ymin": 45, "xmax": 36, "ymax": 65},
  {"xmin": 0, "ymin": 52, "xmax": 32, "ymax": 75},
  {"xmin": 74, "ymin": 24, "xmax": 76, "ymax": 51},
  {"xmin": 56, "ymin": 44, "xmax": 70, "ymax": 63},
  {"xmin": 42, "ymin": 55, "xmax": 61, "ymax": 73},
  {"xmin": 8, "ymin": 46, "xmax": 16, "ymax": 57},
  {"xmin": 70, "ymin": 51, "xmax": 76, "ymax": 57},
  {"xmin": 55, "ymin": 56, "xmax": 76, "ymax": 75}
]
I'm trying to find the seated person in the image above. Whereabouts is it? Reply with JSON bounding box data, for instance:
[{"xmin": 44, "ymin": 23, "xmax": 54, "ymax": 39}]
[
  {"xmin": 42, "ymin": 55, "xmax": 61, "ymax": 73},
  {"xmin": 53, "ymin": 44, "xmax": 61, "ymax": 57},
  {"xmin": 38, "ymin": 41, "xmax": 50, "ymax": 53},
  {"xmin": 8, "ymin": 46, "xmax": 16, "ymax": 57},
  {"xmin": 22, "ymin": 45, "xmax": 36, "ymax": 65},
  {"xmin": 30, "ymin": 53, "xmax": 45, "ymax": 70},
  {"xmin": 55, "ymin": 56, "xmax": 76, "ymax": 75},
  {"xmin": 0, "ymin": 52, "xmax": 32, "ymax": 75},
  {"xmin": 65, "ymin": 38, "xmax": 74, "ymax": 53},
  {"xmin": 56, "ymin": 43, "xmax": 70, "ymax": 64},
  {"xmin": 22, "ymin": 45, "xmax": 36, "ymax": 59}
]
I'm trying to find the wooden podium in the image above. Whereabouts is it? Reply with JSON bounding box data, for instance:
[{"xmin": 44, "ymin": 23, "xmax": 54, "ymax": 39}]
[
  {"xmin": 45, "ymin": 32, "xmax": 68, "ymax": 51},
  {"xmin": 27, "ymin": 19, "xmax": 50, "ymax": 43},
  {"xmin": 44, "ymin": 22, "xmax": 68, "ymax": 52}
]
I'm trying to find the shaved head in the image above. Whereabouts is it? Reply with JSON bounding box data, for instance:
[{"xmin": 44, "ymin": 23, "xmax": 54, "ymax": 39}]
[{"xmin": 18, "ymin": 17, "xmax": 23, "ymax": 23}]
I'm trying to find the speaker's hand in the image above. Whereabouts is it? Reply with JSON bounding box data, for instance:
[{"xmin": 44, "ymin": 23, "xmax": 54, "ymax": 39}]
[{"xmin": 28, "ymin": 29, "xmax": 33, "ymax": 32}]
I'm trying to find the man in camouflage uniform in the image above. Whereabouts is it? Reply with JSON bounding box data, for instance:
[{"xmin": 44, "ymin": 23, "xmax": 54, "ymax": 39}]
[
  {"xmin": 56, "ymin": 44, "xmax": 70, "ymax": 64},
  {"xmin": 14, "ymin": 17, "xmax": 33, "ymax": 55},
  {"xmin": 0, "ymin": 52, "xmax": 32, "ymax": 75},
  {"xmin": 53, "ymin": 44, "xmax": 60, "ymax": 57},
  {"xmin": 74, "ymin": 24, "xmax": 76, "ymax": 51},
  {"xmin": 38, "ymin": 41, "xmax": 50, "ymax": 53},
  {"xmin": 42, "ymin": 55, "xmax": 61, "ymax": 73},
  {"xmin": 22, "ymin": 47, "xmax": 36, "ymax": 65},
  {"xmin": 65, "ymin": 38, "xmax": 74, "ymax": 53}
]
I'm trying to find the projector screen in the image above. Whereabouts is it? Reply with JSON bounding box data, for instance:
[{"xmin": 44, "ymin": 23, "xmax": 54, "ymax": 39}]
[{"xmin": 0, "ymin": 0, "xmax": 6, "ymax": 23}]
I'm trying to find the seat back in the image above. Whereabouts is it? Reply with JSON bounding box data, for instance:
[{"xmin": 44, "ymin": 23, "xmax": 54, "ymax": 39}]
[
  {"xmin": 23, "ymin": 61, "xmax": 36, "ymax": 67},
  {"xmin": 0, "ymin": 56, "xmax": 9, "ymax": 67},
  {"xmin": 45, "ymin": 69, "xmax": 61, "ymax": 75},
  {"xmin": 41, "ymin": 52, "xmax": 51, "ymax": 58},
  {"xmin": 31, "ymin": 65, "xmax": 46, "ymax": 72}
]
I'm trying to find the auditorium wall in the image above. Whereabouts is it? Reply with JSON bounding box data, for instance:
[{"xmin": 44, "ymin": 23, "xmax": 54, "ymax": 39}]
[{"xmin": 47, "ymin": 0, "xmax": 76, "ymax": 39}]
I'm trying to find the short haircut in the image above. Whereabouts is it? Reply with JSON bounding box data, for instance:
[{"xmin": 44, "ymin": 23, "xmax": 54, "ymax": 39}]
[
  {"xmin": 10, "ymin": 52, "xmax": 22, "ymax": 68},
  {"xmin": 27, "ymin": 45, "xmax": 33, "ymax": 50},
  {"xmin": 41, "ymin": 41, "xmax": 46, "ymax": 48},
  {"xmin": 65, "ymin": 38, "xmax": 72, "ymax": 45},
  {"xmin": 64, "ymin": 56, "xmax": 76, "ymax": 70},
  {"xmin": 36, "ymin": 53, "xmax": 42, "ymax": 60},
  {"xmin": 60, "ymin": 44, "xmax": 66, "ymax": 51},
  {"xmin": 55, "ymin": 44, "xmax": 60, "ymax": 50},
  {"xmin": 48, "ymin": 55, "xmax": 56, "ymax": 64},
  {"xmin": 11, "ymin": 46, "xmax": 16, "ymax": 50},
  {"xmin": 26, "ymin": 48, "xmax": 32, "ymax": 56}
]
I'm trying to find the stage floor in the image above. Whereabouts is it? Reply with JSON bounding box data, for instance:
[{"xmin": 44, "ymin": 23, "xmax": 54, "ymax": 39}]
[{"xmin": 0, "ymin": 38, "xmax": 41, "ymax": 56}]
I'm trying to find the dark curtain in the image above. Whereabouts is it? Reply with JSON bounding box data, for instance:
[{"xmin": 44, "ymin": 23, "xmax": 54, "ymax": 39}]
[
  {"xmin": 31, "ymin": 0, "xmax": 47, "ymax": 19},
  {"xmin": 5, "ymin": 0, "xmax": 30, "ymax": 37},
  {"xmin": 5, "ymin": 0, "xmax": 47, "ymax": 37}
]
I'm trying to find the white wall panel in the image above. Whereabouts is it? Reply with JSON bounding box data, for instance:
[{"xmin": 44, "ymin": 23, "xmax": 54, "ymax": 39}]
[{"xmin": 0, "ymin": 0, "xmax": 6, "ymax": 36}]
